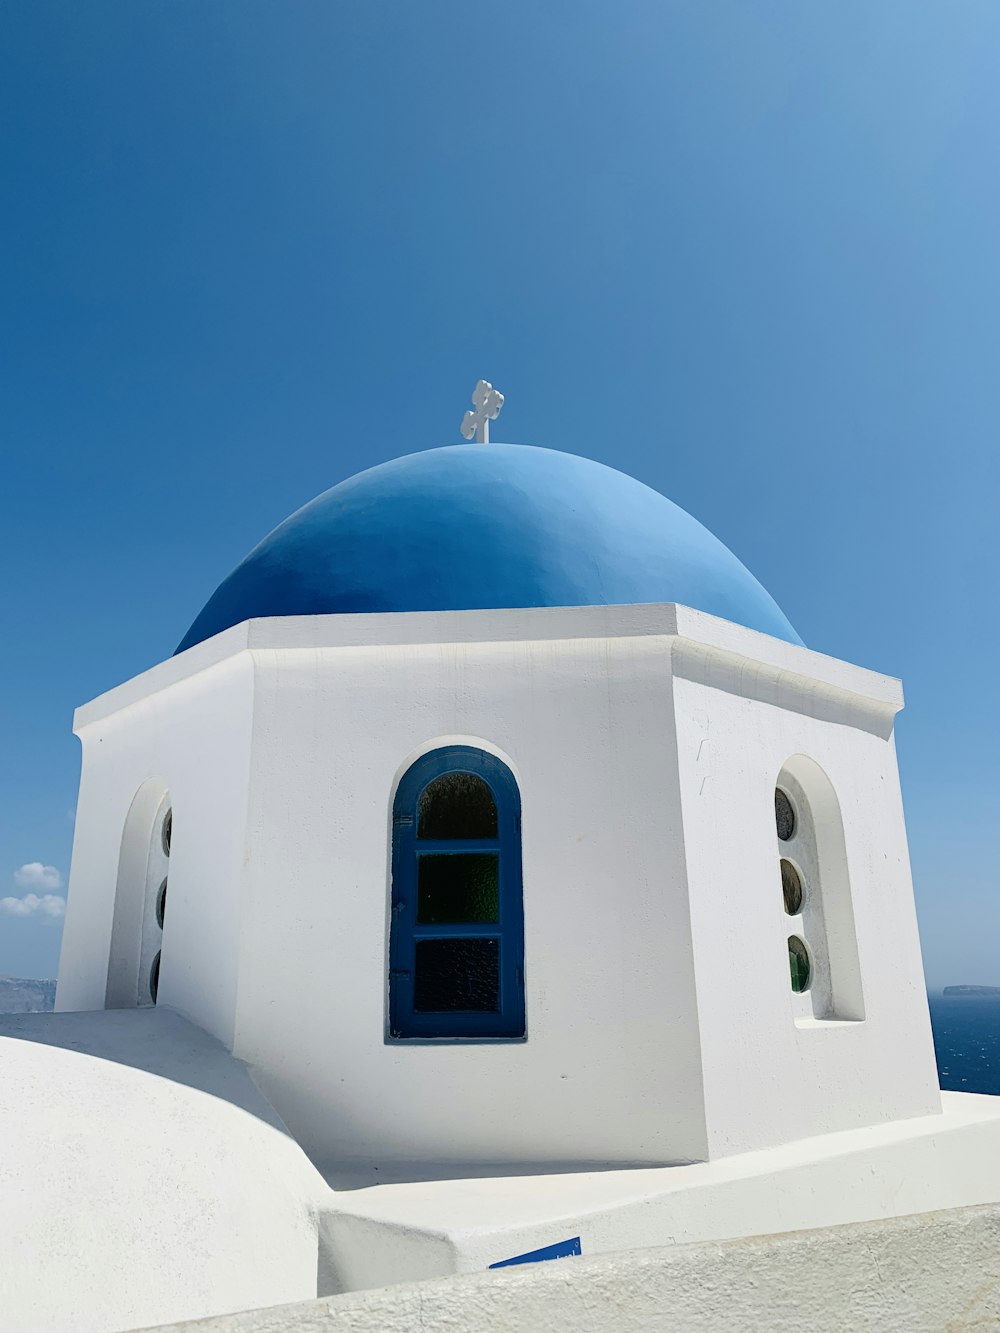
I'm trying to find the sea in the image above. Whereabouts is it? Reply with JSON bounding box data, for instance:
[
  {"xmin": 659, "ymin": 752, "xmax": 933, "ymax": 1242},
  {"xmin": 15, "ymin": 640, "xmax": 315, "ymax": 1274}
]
[{"xmin": 929, "ymin": 993, "xmax": 1000, "ymax": 1096}]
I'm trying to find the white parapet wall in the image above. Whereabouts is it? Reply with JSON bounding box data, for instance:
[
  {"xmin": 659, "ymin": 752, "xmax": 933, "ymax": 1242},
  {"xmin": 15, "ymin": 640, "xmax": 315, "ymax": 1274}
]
[
  {"xmin": 146, "ymin": 1203, "xmax": 1000, "ymax": 1333},
  {"xmin": 313, "ymin": 1089, "xmax": 1000, "ymax": 1292},
  {"xmin": 0, "ymin": 1009, "xmax": 328, "ymax": 1333}
]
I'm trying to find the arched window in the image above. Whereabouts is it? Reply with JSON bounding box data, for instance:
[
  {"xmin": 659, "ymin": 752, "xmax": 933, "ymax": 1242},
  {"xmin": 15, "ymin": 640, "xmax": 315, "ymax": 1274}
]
[{"xmin": 389, "ymin": 746, "xmax": 525, "ymax": 1040}]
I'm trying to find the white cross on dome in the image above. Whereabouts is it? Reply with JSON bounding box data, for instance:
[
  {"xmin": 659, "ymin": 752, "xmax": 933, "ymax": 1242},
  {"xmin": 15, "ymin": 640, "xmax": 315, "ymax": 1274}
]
[{"xmin": 460, "ymin": 379, "xmax": 504, "ymax": 443}]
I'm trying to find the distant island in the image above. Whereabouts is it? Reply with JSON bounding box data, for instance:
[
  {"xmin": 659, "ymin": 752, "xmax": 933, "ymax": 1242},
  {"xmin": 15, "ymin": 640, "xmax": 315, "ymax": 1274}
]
[
  {"xmin": 0, "ymin": 976, "xmax": 56, "ymax": 1014},
  {"xmin": 942, "ymin": 985, "xmax": 1000, "ymax": 997}
]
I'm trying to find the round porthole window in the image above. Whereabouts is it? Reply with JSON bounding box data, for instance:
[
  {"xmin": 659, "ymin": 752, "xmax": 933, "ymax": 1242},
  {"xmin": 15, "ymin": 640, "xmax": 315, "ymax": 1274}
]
[
  {"xmin": 155, "ymin": 878, "xmax": 168, "ymax": 929},
  {"xmin": 788, "ymin": 935, "xmax": 811, "ymax": 993},
  {"xmin": 775, "ymin": 788, "xmax": 796, "ymax": 841},
  {"xmin": 150, "ymin": 951, "xmax": 161, "ymax": 1005},
  {"xmin": 780, "ymin": 859, "xmax": 803, "ymax": 915},
  {"xmin": 161, "ymin": 808, "xmax": 173, "ymax": 857}
]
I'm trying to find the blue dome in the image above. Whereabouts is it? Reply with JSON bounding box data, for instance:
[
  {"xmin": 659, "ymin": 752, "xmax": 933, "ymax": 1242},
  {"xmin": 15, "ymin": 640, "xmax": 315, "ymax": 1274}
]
[{"xmin": 176, "ymin": 445, "xmax": 801, "ymax": 653}]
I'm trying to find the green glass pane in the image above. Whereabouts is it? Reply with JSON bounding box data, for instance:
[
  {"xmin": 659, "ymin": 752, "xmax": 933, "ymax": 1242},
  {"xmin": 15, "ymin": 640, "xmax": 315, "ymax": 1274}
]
[
  {"xmin": 788, "ymin": 936, "xmax": 811, "ymax": 993},
  {"xmin": 418, "ymin": 853, "xmax": 499, "ymax": 923},
  {"xmin": 418, "ymin": 772, "xmax": 497, "ymax": 839}
]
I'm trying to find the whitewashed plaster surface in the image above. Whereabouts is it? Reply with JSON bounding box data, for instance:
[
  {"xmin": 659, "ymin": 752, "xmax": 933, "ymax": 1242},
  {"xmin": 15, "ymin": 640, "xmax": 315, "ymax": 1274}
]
[
  {"xmin": 672, "ymin": 664, "xmax": 940, "ymax": 1156},
  {"xmin": 58, "ymin": 650, "xmax": 255, "ymax": 1048},
  {"xmin": 318, "ymin": 1090, "xmax": 1000, "ymax": 1292},
  {"xmin": 20, "ymin": 599, "xmax": 995, "ymax": 1332},
  {"xmin": 145, "ymin": 1203, "xmax": 1000, "ymax": 1333},
  {"xmin": 0, "ymin": 1009, "xmax": 327, "ymax": 1333},
  {"xmin": 58, "ymin": 603, "xmax": 939, "ymax": 1176},
  {"xmin": 4, "ymin": 1002, "xmax": 1000, "ymax": 1328}
]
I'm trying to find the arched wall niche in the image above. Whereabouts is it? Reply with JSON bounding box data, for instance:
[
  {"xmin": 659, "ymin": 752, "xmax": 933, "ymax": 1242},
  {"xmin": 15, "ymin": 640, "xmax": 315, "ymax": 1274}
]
[
  {"xmin": 776, "ymin": 754, "xmax": 865, "ymax": 1023},
  {"xmin": 104, "ymin": 777, "xmax": 172, "ymax": 1010}
]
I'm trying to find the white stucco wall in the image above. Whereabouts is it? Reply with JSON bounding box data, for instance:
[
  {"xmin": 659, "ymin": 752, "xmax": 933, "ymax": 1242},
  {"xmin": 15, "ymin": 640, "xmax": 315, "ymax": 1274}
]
[
  {"xmin": 671, "ymin": 639, "xmax": 941, "ymax": 1156},
  {"xmin": 30, "ymin": 603, "xmax": 993, "ymax": 1333},
  {"xmin": 57, "ymin": 603, "xmax": 940, "ymax": 1176},
  {"xmin": 58, "ymin": 646, "xmax": 255, "ymax": 1048},
  {"xmin": 0, "ymin": 1009, "xmax": 327, "ymax": 1333},
  {"xmin": 147, "ymin": 1203, "xmax": 1000, "ymax": 1333},
  {"xmin": 236, "ymin": 627, "xmax": 705, "ymax": 1171},
  {"xmin": 315, "ymin": 1089, "xmax": 1000, "ymax": 1293}
]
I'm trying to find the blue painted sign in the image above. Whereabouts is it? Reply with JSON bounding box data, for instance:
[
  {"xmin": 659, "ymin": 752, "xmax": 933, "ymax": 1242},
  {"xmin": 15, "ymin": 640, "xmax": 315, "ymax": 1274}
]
[{"xmin": 489, "ymin": 1236, "xmax": 582, "ymax": 1268}]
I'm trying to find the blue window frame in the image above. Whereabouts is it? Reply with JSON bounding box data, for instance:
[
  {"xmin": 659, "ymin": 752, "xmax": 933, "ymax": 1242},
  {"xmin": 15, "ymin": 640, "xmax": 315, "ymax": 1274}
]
[{"xmin": 389, "ymin": 746, "xmax": 525, "ymax": 1040}]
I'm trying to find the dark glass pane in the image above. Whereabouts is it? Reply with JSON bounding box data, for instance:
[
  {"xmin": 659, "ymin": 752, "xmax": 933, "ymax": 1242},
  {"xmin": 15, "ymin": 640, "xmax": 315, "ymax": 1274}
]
[
  {"xmin": 162, "ymin": 807, "xmax": 173, "ymax": 856},
  {"xmin": 150, "ymin": 951, "xmax": 161, "ymax": 1004},
  {"xmin": 418, "ymin": 853, "xmax": 499, "ymax": 923},
  {"xmin": 780, "ymin": 860, "xmax": 803, "ymax": 915},
  {"xmin": 788, "ymin": 935, "xmax": 811, "ymax": 993},
  {"xmin": 414, "ymin": 938, "xmax": 499, "ymax": 1011},
  {"xmin": 418, "ymin": 772, "xmax": 497, "ymax": 839},
  {"xmin": 775, "ymin": 788, "xmax": 796, "ymax": 841},
  {"xmin": 155, "ymin": 878, "xmax": 168, "ymax": 929}
]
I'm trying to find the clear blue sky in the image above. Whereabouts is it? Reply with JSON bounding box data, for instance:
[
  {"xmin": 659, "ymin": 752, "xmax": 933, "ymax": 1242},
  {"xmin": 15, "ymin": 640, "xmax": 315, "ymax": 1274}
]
[{"xmin": 1, "ymin": 1, "xmax": 997, "ymax": 986}]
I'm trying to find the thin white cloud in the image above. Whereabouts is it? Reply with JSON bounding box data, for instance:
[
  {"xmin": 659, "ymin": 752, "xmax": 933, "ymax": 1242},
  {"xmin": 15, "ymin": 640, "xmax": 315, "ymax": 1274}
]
[
  {"xmin": 14, "ymin": 863, "xmax": 63, "ymax": 891},
  {"xmin": 0, "ymin": 893, "xmax": 66, "ymax": 920}
]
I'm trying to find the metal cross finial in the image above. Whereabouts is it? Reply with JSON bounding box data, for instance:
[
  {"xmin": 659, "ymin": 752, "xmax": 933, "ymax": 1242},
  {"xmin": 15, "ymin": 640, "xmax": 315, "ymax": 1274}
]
[{"xmin": 461, "ymin": 379, "xmax": 504, "ymax": 444}]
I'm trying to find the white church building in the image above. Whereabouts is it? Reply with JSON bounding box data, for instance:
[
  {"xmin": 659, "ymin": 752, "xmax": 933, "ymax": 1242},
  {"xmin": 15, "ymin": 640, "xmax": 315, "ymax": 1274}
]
[{"xmin": 4, "ymin": 391, "xmax": 1000, "ymax": 1330}]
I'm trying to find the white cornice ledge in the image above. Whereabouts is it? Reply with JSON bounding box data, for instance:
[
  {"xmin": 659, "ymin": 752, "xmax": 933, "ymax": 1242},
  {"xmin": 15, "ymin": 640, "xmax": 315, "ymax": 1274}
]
[
  {"xmin": 668, "ymin": 608, "xmax": 901, "ymax": 738},
  {"xmin": 74, "ymin": 604, "xmax": 902, "ymax": 733}
]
